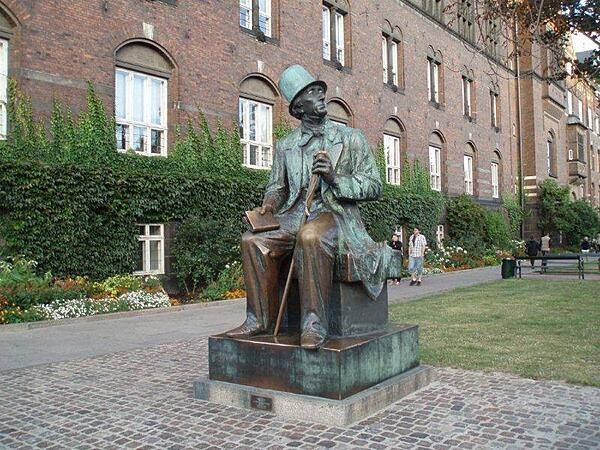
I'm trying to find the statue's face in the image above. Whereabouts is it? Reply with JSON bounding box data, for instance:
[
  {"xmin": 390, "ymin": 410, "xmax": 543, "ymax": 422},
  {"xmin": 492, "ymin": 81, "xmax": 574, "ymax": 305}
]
[{"xmin": 296, "ymin": 85, "xmax": 327, "ymax": 119}]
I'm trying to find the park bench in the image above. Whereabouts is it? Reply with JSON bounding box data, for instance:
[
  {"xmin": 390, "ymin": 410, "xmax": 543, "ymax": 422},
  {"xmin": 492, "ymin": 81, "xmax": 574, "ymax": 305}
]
[{"xmin": 514, "ymin": 255, "xmax": 584, "ymax": 279}]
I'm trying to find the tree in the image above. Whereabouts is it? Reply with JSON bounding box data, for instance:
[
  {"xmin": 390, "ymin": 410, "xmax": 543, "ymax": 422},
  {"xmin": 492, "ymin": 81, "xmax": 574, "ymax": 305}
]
[{"xmin": 445, "ymin": 0, "xmax": 599, "ymax": 83}]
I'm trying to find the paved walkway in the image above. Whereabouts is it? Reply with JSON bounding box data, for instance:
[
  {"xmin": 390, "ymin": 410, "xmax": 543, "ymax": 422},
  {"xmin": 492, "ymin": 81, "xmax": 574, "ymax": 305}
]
[
  {"xmin": 0, "ymin": 266, "xmax": 501, "ymax": 371},
  {"xmin": 1, "ymin": 338, "xmax": 598, "ymax": 449},
  {"xmin": 1, "ymin": 266, "xmax": 599, "ymax": 449}
]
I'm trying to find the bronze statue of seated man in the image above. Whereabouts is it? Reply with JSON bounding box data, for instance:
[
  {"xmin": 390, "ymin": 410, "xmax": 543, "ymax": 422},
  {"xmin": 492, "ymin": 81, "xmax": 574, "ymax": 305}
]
[{"xmin": 227, "ymin": 65, "xmax": 398, "ymax": 349}]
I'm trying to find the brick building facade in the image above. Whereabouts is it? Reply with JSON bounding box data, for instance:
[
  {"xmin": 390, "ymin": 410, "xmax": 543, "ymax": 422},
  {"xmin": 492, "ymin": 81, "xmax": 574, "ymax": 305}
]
[{"xmin": 0, "ymin": 0, "xmax": 598, "ymax": 274}]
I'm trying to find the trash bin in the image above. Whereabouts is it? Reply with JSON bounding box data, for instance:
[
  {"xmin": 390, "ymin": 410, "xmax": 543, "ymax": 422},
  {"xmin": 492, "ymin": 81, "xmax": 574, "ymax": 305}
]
[{"xmin": 501, "ymin": 258, "xmax": 516, "ymax": 279}]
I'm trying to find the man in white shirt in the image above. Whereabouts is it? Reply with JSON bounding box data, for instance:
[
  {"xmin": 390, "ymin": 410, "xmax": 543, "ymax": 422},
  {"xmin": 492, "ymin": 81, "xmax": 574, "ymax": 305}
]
[{"xmin": 408, "ymin": 227, "xmax": 427, "ymax": 286}]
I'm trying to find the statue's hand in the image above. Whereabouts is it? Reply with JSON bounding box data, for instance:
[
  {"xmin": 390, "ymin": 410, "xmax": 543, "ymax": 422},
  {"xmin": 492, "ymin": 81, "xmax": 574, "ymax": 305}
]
[
  {"xmin": 312, "ymin": 151, "xmax": 335, "ymax": 184},
  {"xmin": 255, "ymin": 204, "xmax": 274, "ymax": 215}
]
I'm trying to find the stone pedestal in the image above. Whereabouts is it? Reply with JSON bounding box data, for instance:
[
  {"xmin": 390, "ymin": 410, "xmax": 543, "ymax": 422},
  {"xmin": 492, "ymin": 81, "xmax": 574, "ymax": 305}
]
[
  {"xmin": 206, "ymin": 325, "xmax": 419, "ymax": 400},
  {"xmin": 195, "ymin": 365, "xmax": 433, "ymax": 426}
]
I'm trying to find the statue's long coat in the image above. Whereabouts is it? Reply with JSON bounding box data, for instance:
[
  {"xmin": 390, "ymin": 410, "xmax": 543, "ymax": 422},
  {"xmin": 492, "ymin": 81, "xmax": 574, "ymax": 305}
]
[{"xmin": 263, "ymin": 119, "xmax": 401, "ymax": 300}]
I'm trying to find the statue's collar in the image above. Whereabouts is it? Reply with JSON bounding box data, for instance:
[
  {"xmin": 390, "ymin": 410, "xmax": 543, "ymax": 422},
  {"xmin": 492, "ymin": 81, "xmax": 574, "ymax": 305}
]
[{"xmin": 299, "ymin": 118, "xmax": 338, "ymax": 146}]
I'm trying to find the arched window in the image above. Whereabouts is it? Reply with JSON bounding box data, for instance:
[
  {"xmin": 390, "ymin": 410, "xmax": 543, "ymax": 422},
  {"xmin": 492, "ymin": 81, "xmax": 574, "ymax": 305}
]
[
  {"xmin": 428, "ymin": 131, "xmax": 445, "ymax": 191},
  {"xmin": 381, "ymin": 22, "xmax": 404, "ymax": 89},
  {"xmin": 322, "ymin": 0, "xmax": 350, "ymax": 68},
  {"xmin": 491, "ymin": 150, "xmax": 502, "ymax": 199},
  {"xmin": 427, "ymin": 47, "xmax": 444, "ymax": 105},
  {"xmin": 463, "ymin": 142, "xmax": 476, "ymax": 195},
  {"xmin": 327, "ymin": 98, "xmax": 353, "ymax": 126},
  {"xmin": 383, "ymin": 117, "xmax": 405, "ymax": 185},
  {"xmin": 115, "ymin": 40, "xmax": 175, "ymax": 156},
  {"xmin": 0, "ymin": 6, "xmax": 17, "ymax": 139},
  {"xmin": 239, "ymin": 74, "xmax": 278, "ymax": 169},
  {"xmin": 460, "ymin": 66, "xmax": 475, "ymax": 120},
  {"xmin": 546, "ymin": 130, "xmax": 556, "ymax": 177}
]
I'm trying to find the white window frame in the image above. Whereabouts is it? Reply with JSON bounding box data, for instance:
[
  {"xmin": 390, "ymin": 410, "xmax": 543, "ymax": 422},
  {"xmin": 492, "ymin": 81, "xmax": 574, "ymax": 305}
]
[
  {"xmin": 587, "ymin": 106, "xmax": 593, "ymax": 129},
  {"xmin": 239, "ymin": 0, "xmax": 252, "ymax": 30},
  {"xmin": 491, "ymin": 162, "xmax": 499, "ymax": 198},
  {"xmin": 577, "ymin": 98, "xmax": 583, "ymax": 120},
  {"xmin": 384, "ymin": 133, "xmax": 401, "ymax": 185},
  {"xmin": 334, "ymin": 11, "xmax": 345, "ymax": 65},
  {"xmin": 427, "ymin": 59, "xmax": 439, "ymax": 103},
  {"xmin": 322, "ymin": 6, "xmax": 331, "ymax": 60},
  {"xmin": 464, "ymin": 154, "xmax": 473, "ymax": 195},
  {"xmin": 462, "ymin": 76, "xmax": 472, "ymax": 117},
  {"xmin": 391, "ymin": 41, "xmax": 398, "ymax": 86},
  {"xmin": 546, "ymin": 139, "xmax": 552, "ymax": 174},
  {"xmin": 567, "ymin": 91, "xmax": 573, "ymax": 115},
  {"xmin": 490, "ymin": 91, "xmax": 498, "ymax": 127},
  {"xmin": 135, "ymin": 224, "xmax": 165, "ymax": 275},
  {"xmin": 429, "ymin": 145, "xmax": 441, "ymax": 191},
  {"xmin": 239, "ymin": 97, "xmax": 273, "ymax": 169},
  {"xmin": 381, "ymin": 35, "xmax": 388, "ymax": 83},
  {"xmin": 0, "ymin": 39, "xmax": 7, "ymax": 140},
  {"xmin": 258, "ymin": 0, "xmax": 272, "ymax": 36},
  {"xmin": 115, "ymin": 68, "xmax": 168, "ymax": 157}
]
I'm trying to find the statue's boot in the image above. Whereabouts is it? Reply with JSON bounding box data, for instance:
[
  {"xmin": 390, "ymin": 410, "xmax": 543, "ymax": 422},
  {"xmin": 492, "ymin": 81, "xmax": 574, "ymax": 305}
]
[
  {"xmin": 226, "ymin": 315, "xmax": 266, "ymax": 338},
  {"xmin": 300, "ymin": 329, "xmax": 326, "ymax": 349},
  {"xmin": 300, "ymin": 313, "xmax": 327, "ymax": 350}
]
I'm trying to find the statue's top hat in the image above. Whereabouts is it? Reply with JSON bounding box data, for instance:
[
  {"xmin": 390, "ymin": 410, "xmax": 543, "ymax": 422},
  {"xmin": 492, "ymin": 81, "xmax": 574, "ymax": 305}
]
[{"xmin": 279, "ymin": 65, "xmax": 327, "ymax": 114}]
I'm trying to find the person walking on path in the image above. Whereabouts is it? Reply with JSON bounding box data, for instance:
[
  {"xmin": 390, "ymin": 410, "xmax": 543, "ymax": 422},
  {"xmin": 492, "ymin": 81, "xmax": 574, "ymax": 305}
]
[
  {"xmin": 389, "ymin": 234, "xmax": 402, "ymax": 285},
  {"xmin": 540, "ymin": 232, "xmax": 551, "ymax": 273},
  {"xmin": 525, "ymin": 235, "xmax": 540, "ymax": 268},
  {"xmin": 580, "ymin": 237, "xmax": 591, "ymax": 262},
  {"xmin": 408, "ymin": 228, "xmax": 427, "ymax": 286}
]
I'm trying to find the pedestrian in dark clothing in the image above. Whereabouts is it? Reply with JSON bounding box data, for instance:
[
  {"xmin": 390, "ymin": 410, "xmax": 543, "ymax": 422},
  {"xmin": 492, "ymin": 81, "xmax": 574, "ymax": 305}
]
[
  {"xmin": 525, "ymin": 235, "xmax": 540, "ymax": 268},
  {"xmin": 389, "ymin": 234, "xmax": 402, "ymax": 285}
]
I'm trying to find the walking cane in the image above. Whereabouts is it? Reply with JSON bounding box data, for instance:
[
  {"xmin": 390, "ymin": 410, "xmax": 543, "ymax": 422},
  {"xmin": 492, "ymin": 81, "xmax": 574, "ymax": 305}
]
[{"xmin": 273, "ymin": 165, "xmax": 322, "ymax": 337}]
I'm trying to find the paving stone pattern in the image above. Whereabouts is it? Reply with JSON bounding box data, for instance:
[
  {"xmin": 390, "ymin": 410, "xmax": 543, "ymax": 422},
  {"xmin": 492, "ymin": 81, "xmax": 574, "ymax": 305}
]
[{"xmin": 1, "ymin": 338, "xmax": 599, "ymax": 449}]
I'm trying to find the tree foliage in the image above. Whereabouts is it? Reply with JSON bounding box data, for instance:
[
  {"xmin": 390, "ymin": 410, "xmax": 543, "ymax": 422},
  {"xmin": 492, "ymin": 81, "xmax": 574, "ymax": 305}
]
[{"xmin": 538, "ymin": 178, "xmax": 600, "ymax": 245}]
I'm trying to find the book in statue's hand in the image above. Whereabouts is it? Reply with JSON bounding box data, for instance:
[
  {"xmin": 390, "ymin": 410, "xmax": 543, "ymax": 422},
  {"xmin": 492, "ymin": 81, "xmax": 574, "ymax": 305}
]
[{"xmin": 244, "ymin": 209, "xmax": 280, "ymax": 233}]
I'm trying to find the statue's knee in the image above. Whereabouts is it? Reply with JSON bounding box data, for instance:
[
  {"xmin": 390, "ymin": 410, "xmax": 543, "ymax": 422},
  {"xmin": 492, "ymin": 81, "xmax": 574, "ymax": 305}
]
[
  {"xmin": 297, "ymin": 226, "xmax": 321, "ymax": 247},
  {"xmin": 241, "ymin": 231, "xmax": 257, "ymax": 249}
]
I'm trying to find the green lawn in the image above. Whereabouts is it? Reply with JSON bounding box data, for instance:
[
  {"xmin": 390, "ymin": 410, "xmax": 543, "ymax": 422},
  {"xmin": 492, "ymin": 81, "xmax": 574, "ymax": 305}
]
[{"xmin": 389, "ymin": 279, "xmax": 600, "ymax": 387}]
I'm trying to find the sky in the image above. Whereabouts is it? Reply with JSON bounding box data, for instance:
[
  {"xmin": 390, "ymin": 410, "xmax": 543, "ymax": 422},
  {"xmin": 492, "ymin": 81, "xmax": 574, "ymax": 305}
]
[{"xmin": 572, "ymin": 32, "xmax": 598, "ymax": 52}]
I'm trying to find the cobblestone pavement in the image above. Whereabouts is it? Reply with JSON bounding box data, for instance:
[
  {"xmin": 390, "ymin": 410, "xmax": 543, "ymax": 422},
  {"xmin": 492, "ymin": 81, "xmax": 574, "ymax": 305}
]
[{"xmin": 1, "ymin": 338, "xmax": 599, "ymax": 449}]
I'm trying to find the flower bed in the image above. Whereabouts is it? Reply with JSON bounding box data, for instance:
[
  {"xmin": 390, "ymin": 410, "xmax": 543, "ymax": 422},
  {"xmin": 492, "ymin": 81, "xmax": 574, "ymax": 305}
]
[
  {"xmin": 0, "ymin": 256, "xmax": 173, "ymax": 324},
  {"xmin": 31, "ymin": 291, "xmax": 171, "ymax": 321}
]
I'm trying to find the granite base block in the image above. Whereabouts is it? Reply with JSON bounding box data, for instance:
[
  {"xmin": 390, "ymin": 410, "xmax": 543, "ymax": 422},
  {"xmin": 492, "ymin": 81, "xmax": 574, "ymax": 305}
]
[{"xmin": 195, "ymin": 365, "xmax": 434, "ymax": 426}]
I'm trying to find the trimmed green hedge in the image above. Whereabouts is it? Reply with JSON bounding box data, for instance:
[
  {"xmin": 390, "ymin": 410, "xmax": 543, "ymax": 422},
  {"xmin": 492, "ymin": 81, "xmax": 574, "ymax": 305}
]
[{"xmin": 0, "ymin": 158, "xmax": 264, "ymax": 279}]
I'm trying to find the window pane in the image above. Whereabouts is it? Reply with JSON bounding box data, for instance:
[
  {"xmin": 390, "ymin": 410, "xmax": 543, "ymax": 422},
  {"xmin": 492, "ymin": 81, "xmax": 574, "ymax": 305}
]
[
  {"xmin": 258, "ymin": 0, "xmax": 271, "ymax": 36},
  {"xmin": 133, "ymin": 126, "xmax": 146, "ymax": 152},
  {"xmin": 391, "ymin": 41, "xmax": 398, "ymax": 85},
  {"xmin": 249, "ymin": 102, "xmax": 257, "ymax": 141},
  {"xmin": 150, "ymin": 79, "xmax": 163, "ymax": 126},
  {"xmin": 151, "ymin": 129, "xmax": 163, "ymax": 154},
  {"xmin": 335, "ymin": 12, "xmax": 344, "ymax": 64},
  {"xmin": 382, "ymin": 36, "xmax": 388, "ymax": 83},
  {"xmin": 132, "ymin": 74, "xmax": 145, "ymax": 122},
  {"xmin": 139, "ymin": 225, "xmax": 146, "ymax": 235},
  {"xmin": 239, "ymin": 99, "xmax": 246, "ymax": 138},
  {"xmin": 115, "ymin": 71, "xmax": 127, "ymax": 119},
  {"xmin": 249, "ymin": 144, "xmax": 258, "ymax": 166},
  {"xmin": 149, "ymin": 240, "xmax": 160, "ymax": 271},
  {"xmin": 240, "ymin": 0, "xmax": 252, "ymax": 28},
  {"xmin": 149, "ymin": 225, "xmax": 161, "ymax": 236},
  {"xmin": 116, "ymin": 124, "xmax": 129, "ymax": 150},
  {"xmin": 322, "ymin": 7, "xmax": 330, "ymax": 60},
  {"xmin": 136, "ymin": 240, "xmax": 145, "ymax": 272}
]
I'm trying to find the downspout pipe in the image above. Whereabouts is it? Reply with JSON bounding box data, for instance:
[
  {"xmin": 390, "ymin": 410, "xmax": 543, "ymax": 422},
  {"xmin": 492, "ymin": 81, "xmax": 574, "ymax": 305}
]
[{"xmin": 513, "ymin": 16, "xmax": 525, "ymax": 239}]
